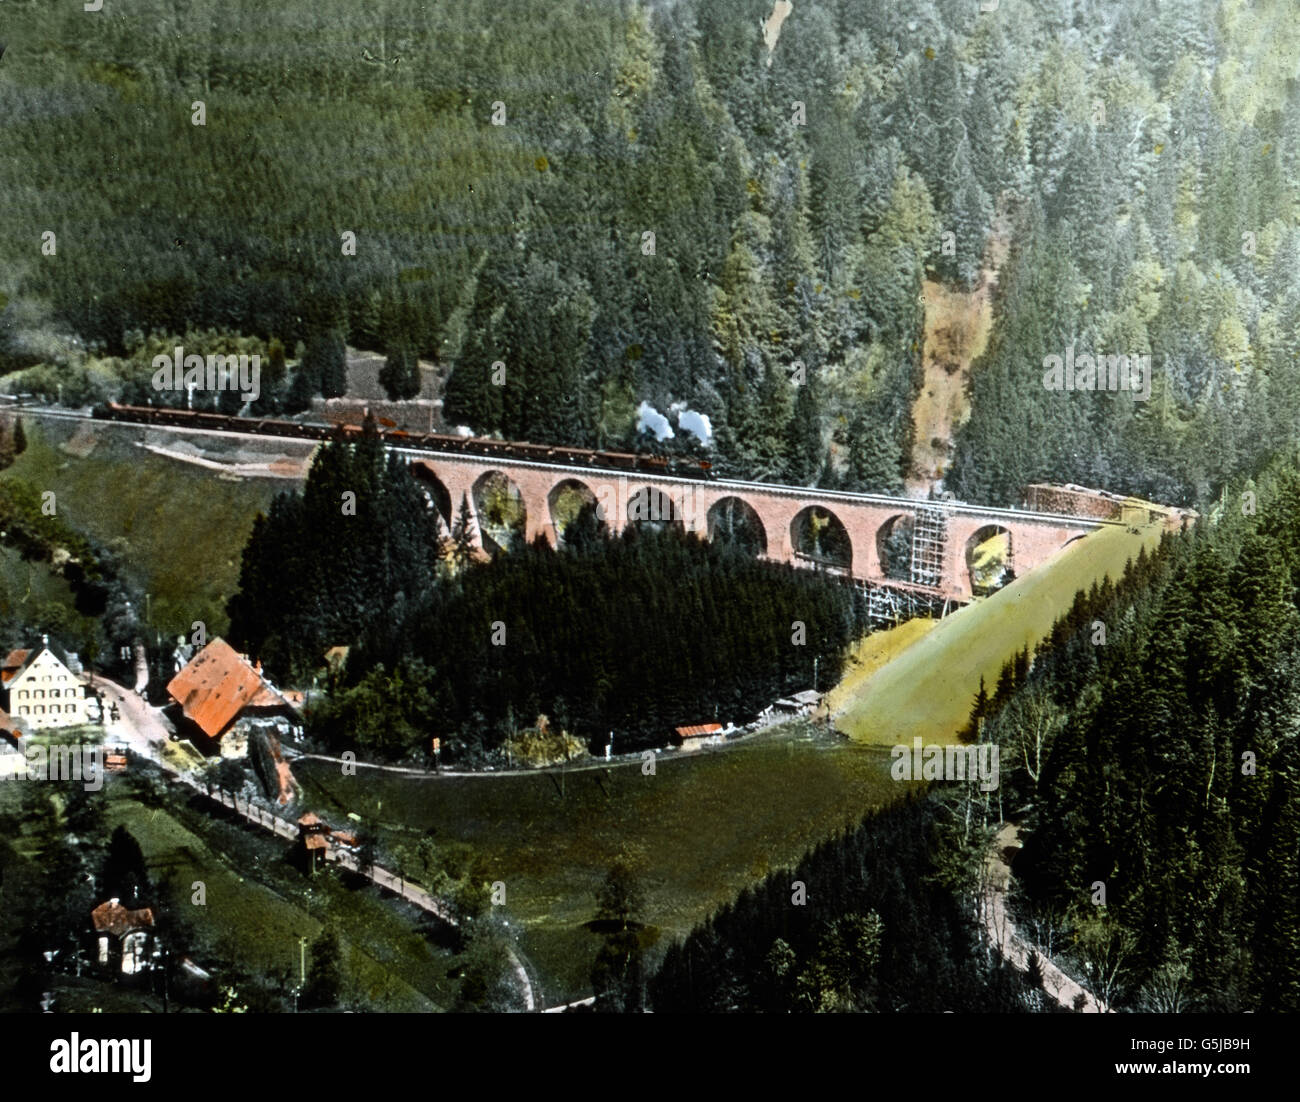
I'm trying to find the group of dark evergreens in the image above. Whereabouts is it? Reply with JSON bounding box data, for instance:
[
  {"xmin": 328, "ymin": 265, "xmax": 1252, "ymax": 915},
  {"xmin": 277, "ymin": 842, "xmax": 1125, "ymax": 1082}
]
[
  {"xmin": 5, "ymin": 0, "xmax": 1300, "ymax": 1012},
  {"xmin": 996, "ymin": 461, "xmax": 1300, "ymax": 1012},
  {"xmin": 227, "ymin": 419, "xmax": 865, "ymax": 759},
  {"xmin": 648, "ymin": 795, "xmax": 1035, "ymax": 1012}
]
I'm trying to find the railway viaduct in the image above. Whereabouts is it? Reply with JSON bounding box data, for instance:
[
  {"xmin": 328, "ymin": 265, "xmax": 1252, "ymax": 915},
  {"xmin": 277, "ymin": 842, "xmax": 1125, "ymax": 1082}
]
[{"xmin": 400, "ymin": 449, "xmax": 1133, "ymax": 603}]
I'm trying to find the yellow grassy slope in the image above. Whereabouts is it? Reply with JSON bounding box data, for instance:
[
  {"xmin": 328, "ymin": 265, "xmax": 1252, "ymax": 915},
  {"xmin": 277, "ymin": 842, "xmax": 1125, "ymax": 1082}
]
[{"xmin": 831, "ymin": 523, "xmax": 1162, "ymax": 746}]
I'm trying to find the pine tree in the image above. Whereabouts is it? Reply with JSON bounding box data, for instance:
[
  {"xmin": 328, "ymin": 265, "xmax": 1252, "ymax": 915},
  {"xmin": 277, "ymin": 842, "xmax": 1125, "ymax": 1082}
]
[
  {"xmin": 284, "ymin": 355, "xmax": 318, "ymax": 415},
  {"xmin": 379, "ymin": 342, "xmax": 421, "ymax": 401},
  {"xmin": 102, "ymin": 826, "xmax": 150, "ymax": 908},
  {"xmin": 252, "ymin": 339, "xmax": 288, "ymax": 414},
  {"xmin": 845, "ymin": 410, "xmax": 903, "ymax": 493},
  {"xmin": 451, "ymin": 493, "xmax": 477, "ymax": 571},
  {"xmin": 303, "ymin": 928, "xmax": 343, "ymax": 1008},
  {"xmin": 784, "ymin": 378, "xmax": 823, "ymax": 486},
  {"xmin": 317, "ymin": 331, "xmax": 349, "ymax": 399}
]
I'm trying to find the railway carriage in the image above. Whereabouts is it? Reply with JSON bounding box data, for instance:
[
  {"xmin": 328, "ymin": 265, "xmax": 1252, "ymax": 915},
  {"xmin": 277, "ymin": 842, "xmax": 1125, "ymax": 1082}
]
[{"xmin": 91, "ymin": 402, "xmax": 715, "ymax": 478}]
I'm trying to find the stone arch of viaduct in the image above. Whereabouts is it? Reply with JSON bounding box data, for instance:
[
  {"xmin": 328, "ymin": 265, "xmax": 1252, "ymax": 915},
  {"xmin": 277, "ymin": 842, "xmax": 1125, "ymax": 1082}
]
[{"xmin": 406, "ymin": 453, "xmax": 1107, "ymax": 602}]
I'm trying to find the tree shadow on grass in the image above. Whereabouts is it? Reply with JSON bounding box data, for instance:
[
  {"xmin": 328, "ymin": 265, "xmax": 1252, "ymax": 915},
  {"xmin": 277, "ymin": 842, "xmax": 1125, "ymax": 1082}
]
[{"xmin": 580, "ymin": 919, "xmax": 660, "ymax": 950}]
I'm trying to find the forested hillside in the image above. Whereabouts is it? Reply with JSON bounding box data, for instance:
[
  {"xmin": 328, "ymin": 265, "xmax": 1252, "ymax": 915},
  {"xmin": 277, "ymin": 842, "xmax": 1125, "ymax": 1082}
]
[
  {"xmin": 4, "ymin": 1, "xmax": 1298, "ymax": 500},
  {"xmin": 987, "ymin": 457, "xmax": 1300, "ymax": 1011},
  {"xmin": 648, "ymin": 794, "xmax": 1034, "ymax": 1012}
]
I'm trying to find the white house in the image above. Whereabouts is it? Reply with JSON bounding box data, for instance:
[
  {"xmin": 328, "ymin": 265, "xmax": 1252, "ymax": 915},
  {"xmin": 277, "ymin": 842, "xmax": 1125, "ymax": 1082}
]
[{"xmin": 1, "ymin": 637, "xmax": 88, "ymax": 730}]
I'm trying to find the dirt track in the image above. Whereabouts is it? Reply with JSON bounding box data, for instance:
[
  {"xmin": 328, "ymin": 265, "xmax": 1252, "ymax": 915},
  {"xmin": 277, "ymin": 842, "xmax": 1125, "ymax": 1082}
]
[{"xmin": 984, "ymin": 823, "xmax": 1108, "ymax": 1013}]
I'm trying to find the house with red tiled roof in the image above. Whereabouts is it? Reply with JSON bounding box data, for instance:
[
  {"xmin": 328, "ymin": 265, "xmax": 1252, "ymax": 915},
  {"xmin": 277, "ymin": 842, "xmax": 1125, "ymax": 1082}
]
[
  {"xmin": 165, "ymin": 638, "xmax": 300, "ymax": 757},
  {"xmin": 91, "ymin": 898, "xmax": 159, "ymax": 976}
]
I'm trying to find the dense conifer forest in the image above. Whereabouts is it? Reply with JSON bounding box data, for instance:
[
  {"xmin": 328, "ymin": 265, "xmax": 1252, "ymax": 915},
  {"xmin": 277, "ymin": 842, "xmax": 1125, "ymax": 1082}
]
[
  {"xmin": 649, "ymin": 795, "xmax": 1036, "ymax": 1012},
  {"xmin": 5, "ymin": 0, "xmax": 1300, "ymax": 1019},
  {"xmin": 998, "ymin": 460, "xmax": 1300, "ymax": 1012},
  {"xmin": 4, "ymin": 0, "xmax": 1299, "ymax": 502}
]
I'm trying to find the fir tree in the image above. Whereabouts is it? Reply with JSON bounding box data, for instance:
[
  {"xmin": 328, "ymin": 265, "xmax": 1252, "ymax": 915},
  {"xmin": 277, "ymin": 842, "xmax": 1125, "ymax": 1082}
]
[
  {"xmin": 451, "ymin": 493, "xmax": 478, "ymax": 571},
  {"xmin": 303, "ymin": 928, "xmax": 343, "ymax": 1008},
  {"xmin": 379, "ymin": 342, "xmax": 421, "ymax": 401}
]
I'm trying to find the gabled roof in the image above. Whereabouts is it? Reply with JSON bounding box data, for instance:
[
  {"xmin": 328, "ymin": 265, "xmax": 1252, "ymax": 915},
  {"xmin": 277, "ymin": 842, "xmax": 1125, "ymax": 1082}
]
[
  {"xmin": 2, "ymin": 645, "xmax": 76, "ymax": 685},
  {"xmin": 91, "ymin": 900, "xmax": 155, "ymax": 938},
  {"xmin": 166, "ymin": 638, "xmax": 295, "ymax": 740},
  {"xmin": 674, "ymin": 723, "xmax": 723, "ymax": 739}
]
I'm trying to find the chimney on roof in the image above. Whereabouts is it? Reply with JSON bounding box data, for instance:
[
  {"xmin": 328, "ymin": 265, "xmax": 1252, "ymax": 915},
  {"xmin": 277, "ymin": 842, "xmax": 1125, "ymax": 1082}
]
[
  {"xmin": 109, "ymin": 897, "xmax": 119, "ymax": 907},
  {"xmin": 41, "ymin": 634, "xmax": 49, "ymax": 647},
  {"xmin": 255, "ymin": 659, "xmax": 262, "ymax": 675}
]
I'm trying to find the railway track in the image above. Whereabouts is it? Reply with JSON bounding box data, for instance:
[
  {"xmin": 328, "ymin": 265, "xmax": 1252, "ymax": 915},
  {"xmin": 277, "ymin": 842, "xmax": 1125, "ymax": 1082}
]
[{"xmin": 5, "ymin": 399, "xmax": 1124, "ymax": 530}]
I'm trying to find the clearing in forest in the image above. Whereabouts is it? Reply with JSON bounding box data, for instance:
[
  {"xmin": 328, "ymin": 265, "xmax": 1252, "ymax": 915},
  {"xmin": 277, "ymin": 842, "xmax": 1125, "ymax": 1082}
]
[{"xmin": 906, "ymin": 210, "xmax": 1012, "ymax": 497}]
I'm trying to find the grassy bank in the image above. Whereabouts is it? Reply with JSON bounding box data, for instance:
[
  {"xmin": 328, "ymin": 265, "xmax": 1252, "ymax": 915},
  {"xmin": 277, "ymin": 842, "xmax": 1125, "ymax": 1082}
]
[
  {"xmin": 832, "ymin": 523, "xmax": 1163, "ymax": 746},
  {"xmin": 1, "ymin": 418, "xmax": 283, "ymax": 636}
]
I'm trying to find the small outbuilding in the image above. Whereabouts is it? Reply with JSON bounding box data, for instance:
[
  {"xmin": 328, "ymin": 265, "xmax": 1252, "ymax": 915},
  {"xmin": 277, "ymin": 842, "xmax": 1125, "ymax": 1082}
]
[
  {"xmin": 672, "ymin": 723, "xmax": 725, "ymax": 750},
  {"xmin": 774, "ymin": 689, "xmax": 824, "ymax": 716},
  {"xmin": 297, "ymin": 812, "xmax": 330, "ymax": 874}
]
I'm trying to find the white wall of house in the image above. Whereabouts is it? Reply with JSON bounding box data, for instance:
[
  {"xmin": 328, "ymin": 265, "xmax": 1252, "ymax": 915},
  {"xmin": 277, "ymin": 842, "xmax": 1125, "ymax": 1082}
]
[
  {"xmin": 7, "ymin": 649, "xmax": 86, "ymax": 729},
  {"xmin": 122, "ymin": 931, "xmax": 150, "ymax": 975}
]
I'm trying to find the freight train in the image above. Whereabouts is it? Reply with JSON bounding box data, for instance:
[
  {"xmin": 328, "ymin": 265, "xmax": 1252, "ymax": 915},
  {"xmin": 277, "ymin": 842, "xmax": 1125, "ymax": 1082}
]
[{"xmin": 90, "ymin": 402, "xmax": 715, "ymax": 478}]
